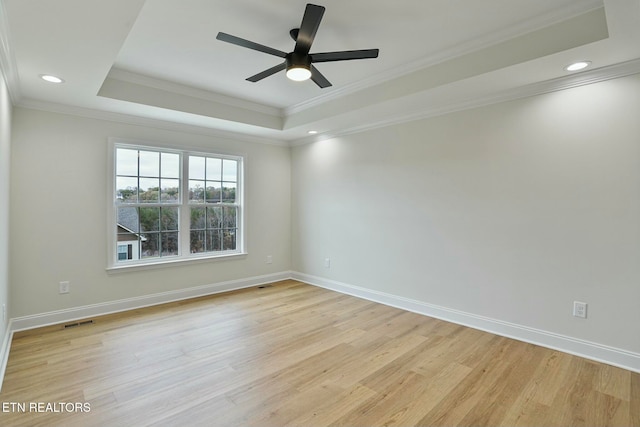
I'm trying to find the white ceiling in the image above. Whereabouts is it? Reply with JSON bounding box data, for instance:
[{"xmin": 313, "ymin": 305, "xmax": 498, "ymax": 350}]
[{"xmin": 2, "ymin": 0, "xmax": 640, "ymax": 144}]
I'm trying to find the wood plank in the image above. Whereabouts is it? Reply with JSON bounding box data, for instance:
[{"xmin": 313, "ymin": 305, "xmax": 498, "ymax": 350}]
[{"xmin": 632, "ymin": 372, "xmax": 640, "ymax": 426}]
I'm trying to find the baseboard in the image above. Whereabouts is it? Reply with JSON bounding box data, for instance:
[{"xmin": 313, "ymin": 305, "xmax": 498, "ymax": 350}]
[
  {"xmin": 0, "ymin": 320, "xmax": 13, "ymax": 392},
  {"xmin": 10, "ymin": 271, "xmax": 292, "ymax": 333},
  {"xmin": 292, "ymin": 271, "xmax": 640, "ymax": 374}
]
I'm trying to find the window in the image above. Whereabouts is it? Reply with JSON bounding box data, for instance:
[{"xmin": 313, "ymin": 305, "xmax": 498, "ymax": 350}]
[
  {"xmin": 188, "ymin": 156, "xmax": 238, "ymax": 253},
  {"xmin": 117, "ymin": 245, "xmax": 131, "ymax": 261},
  {"xmin": 110, "ymin": 142, "xmax": 243, "ymax": 268}
]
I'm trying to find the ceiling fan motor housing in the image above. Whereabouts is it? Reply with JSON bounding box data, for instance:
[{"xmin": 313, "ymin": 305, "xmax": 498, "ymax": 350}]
[{"xmin": 286, "ymin": 52, "xmax": 312, "ymax": 71}]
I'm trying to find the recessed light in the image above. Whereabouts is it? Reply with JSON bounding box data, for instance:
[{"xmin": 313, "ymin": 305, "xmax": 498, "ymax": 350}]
[
  {"xmin": 40, "ymin": 74, "xmax": 65, "ymax": 83},
  {"xmin": 308, "ymin": 130, "xmax": 318, "ymax": 135},
  {"xmin": 564, "ymin": 61, "xmax": 591, "ymax": 72}
]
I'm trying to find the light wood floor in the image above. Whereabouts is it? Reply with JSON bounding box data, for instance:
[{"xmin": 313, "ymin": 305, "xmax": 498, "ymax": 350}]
[{"xmin": 0, "ymin": 280, "xmax": 638, "ymax": 426}]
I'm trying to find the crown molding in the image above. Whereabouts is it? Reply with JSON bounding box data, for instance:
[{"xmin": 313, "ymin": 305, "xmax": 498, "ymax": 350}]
[
  {"xmin": 13, "ymin": 55, "xmax": 639, "ymax": 150},
  {"xmin": 16, "ymin": 98, "xmax": 288, "ymax": 147},
  {"xmin": 290, "ymin": 58, "xmax": 640, "ymax": 147},
  {"xmin": 0, "ymin": 0, "xmax": 21, "ymax": 102}
]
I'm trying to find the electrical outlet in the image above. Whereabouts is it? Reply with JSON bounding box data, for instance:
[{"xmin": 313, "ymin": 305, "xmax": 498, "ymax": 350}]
[
  {"xmin": 324, "ymin": 258, "xmax": 331, "ymax": 268},
  {"xmin": 573, "ymin": 301, "xmax": 587, "ymax": 318},
  {"xmin": 59, "ymin": 281, "xmax": 70, "ymax": 294},
  {"xmin": 266, "ymin": 255, "xmax": 273, "ymax": 264}
]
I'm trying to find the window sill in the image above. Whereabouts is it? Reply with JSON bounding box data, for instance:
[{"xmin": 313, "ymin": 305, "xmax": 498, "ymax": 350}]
[{"xmin": 106, "ymin": 252, "xmax": 247, "ymax": 274}]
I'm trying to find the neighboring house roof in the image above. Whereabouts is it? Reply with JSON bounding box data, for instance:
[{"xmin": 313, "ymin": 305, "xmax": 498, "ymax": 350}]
[
  {"xmin": 116, "ymin": 207, "xmax": 147, "ymax": 242},
  {"xmin": 117, "ymin": 206, "xmax": 140, "ymax": 233}
]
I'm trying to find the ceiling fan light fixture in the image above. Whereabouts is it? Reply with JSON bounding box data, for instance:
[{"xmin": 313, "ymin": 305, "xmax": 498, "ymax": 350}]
[
  {"xmin": 286, "ymin": 53, "xmax": 312, "ymax": 81},
  {"xmin": 217, "ymin": 4, "xmax": 378, "ymax": 88},
  {"xmin": 286, "ymin": 66, "xmax": 312, "ymax": 81}
]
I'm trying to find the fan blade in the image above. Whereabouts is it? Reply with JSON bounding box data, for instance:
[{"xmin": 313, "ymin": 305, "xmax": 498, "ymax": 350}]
[
  {"xmin": 311, "ymin": 65, "xmax": 331, "ymax": 88},
  {"xmin": 311, "ymin": 49, "xmax": 379, "ymax": 63},
  {"xmin": 217, "ymin": 32, "xmax": 287, "ymax": 58},
  {"xmin": 246, "ymin": 62, "xmax": 287, "ymax": 82},
  {"xmin": 294, "ymin": 4, "xmax": 325, "ymax": 55}
]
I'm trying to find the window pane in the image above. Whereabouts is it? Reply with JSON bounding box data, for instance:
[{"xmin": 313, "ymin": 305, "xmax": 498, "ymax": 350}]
[
  {"xmin": 117, "ymin": 207, "xmax": 139, "ymax": 233},
  {"xmin": 189, "ymin": 180, "xmax": 205, "ymax": 203},
  {"xmin": 139, "ymin": 207, "xmax": 160, "ymax": 232},
  {"xmin": 206, "ymin": 207, "xmax": 222, "ymax": 229},
  {"xmin": 223, "ymin": 206, "xmax": 237, "ymax": 228},
  {"xmin": 190, "ymin": 207, "xmax": 205, "ymax": 229},
  {"xmin": 222, "ymin": 182, "xmax": 236, "ymax": 203},
  {"xmin": 141, "ymin": 233, "xmax": 160, "ymax": 258},
  {"xmin": 223, "ymin": 159, "xmax": 237, "ymax": 182},
  {"xmin": 223, "ymin": 229, "xmax": 236, "ymax": 251},
  {"xmin": 190, "ymin": 230, "xmax": 205, "ymax": 253},
  {"xmin": 116, "ymin": 148, "xmax": 138, "ymax": 176},
  {"xmin": 116, "ymin": 177, "xmax": 138, "ymax": 203},
  {"xmin": 189, "ymin": 156, "xmax": 205, "ymax": 180},
  {"xmin": 139, "ymin": 151, "xmax": 159, "ymax": 177},
  {"xmin": 161, "ymin": 178, "xmax": 180, "ymax": 202},
  {"xmin": 206, "ymin": 230, "xmax": 222, "ymax": 251},
  {"xmin": 206, "ymin": 182, "xmax": 221, "ymax": 203},
  {"xmin": 139, "ymin": 178, "xmax": 160, "ymax": 202},
  {"xmin": 162, "ymin": 232, "xmax": 179, "ymax": 256},
  {"xmin": 206, "ymin": 157, "xmax": 222, "ymax": 181},
  {"xmin": 161, "ymin": 207, "xmax": 179, "ymax": 231},
  {"xmin": 161, "ymin": 152, "xmax": 180, "ymax": 178}
]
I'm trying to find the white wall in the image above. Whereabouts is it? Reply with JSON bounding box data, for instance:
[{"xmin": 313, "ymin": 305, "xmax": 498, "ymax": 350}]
[
  {"xmin": 0, "ymin": 63, "xmax": 11, "ymax": 352},
  {"xmin": 10, "ymin": 108, "xmax": 291, "ymax": 317},
  {"xmin": 292, "ymin": 74, "xmax": 640, "ymax": 356}
]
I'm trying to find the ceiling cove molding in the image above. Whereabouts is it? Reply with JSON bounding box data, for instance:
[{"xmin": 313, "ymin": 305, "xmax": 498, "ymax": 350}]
[
  {"xmin": 106, "ymin": 68, "xmax": 283, "ymax": 118},
  {"xmin": 289, "ymin": 58, "xmax": 640, "ymax": 147},
  {"xmin": 0, "ymin": 0, "xmax": 21, "ymax": 102},
  {"xmin": 285, "ymin": 1, "xmax": 605, "ymax": 117},
  {"xmin": 15, "ymin": 58, "xmax": 639, "ymax": 150},
  {"xmin": 16, "ymin": 98, "xmax": 288, "ymax": 147}
]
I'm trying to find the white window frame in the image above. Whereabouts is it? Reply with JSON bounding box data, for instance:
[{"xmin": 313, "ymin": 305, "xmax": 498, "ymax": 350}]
[{"xmin": 106, "ymin": 138, "xmax": 246, "ymax": 272}]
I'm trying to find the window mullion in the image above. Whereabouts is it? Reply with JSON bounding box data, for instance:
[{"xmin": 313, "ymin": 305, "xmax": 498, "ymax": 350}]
[
  {"xmin": 180, "ymin": 153, "xmax": 190, "ymax": 257},
  {"xmin": 137, "ymin": 150, "xmax": 141, "ymax": 203}
]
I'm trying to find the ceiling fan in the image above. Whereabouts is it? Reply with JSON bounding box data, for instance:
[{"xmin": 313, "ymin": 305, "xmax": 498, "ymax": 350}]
[{"xmin": 216, "ymin": 3, "xmax": 379, "ymax": 88}]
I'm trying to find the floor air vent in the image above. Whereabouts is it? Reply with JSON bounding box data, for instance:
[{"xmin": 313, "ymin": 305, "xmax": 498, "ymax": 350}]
[{"xmin": 63, "ymin": 320, "xmax": 94, "ymax": 329}]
